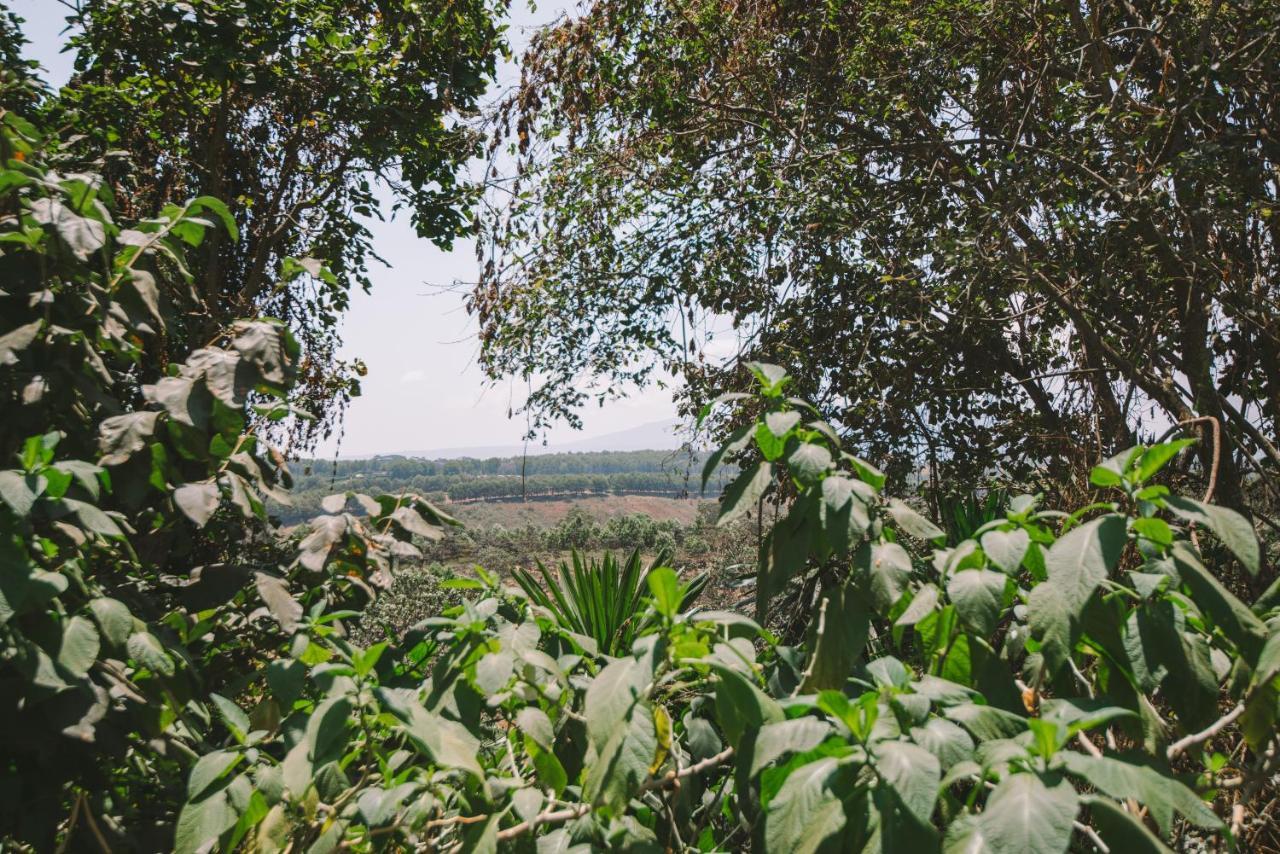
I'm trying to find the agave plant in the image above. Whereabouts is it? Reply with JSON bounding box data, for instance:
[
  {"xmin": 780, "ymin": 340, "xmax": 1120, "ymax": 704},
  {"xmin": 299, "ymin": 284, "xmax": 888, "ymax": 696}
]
[{"xmin": 512, "ymin": 548, "xmax": 707, "ymax": 656}]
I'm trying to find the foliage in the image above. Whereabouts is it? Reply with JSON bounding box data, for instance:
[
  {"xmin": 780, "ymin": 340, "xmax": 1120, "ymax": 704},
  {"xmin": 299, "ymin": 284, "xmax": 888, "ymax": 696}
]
[
  {"xmin": 348, "ymin": 563, "xmax": 463, "ymax": 648},
  {"xmin": 476, "ymin": 0, "xmax": 1280, "ymax": 514},
  {"xmin": 47, "ymin": 0, "xmax": 508, "ymax": 449},
  {"xmin": 161, "ymin": 364, "xmax": 1278, "ymax": 852},
  {"xmin": 513, "ymin": 547, "xmax": 707, "ymax": 656},
  {"xmin": 0, "ymin": 78, "xmax": 454, "ymax": 848}
]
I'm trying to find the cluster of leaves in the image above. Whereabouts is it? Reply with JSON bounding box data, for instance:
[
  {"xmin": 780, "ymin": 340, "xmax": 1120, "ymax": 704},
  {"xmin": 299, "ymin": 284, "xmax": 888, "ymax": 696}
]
[
  {"xmin": 44, "ymin": 0, "xmax": 509, "ymax": 450},
  {"xmin": 513, "ymin": 548, "xmax": 707, "ymax": 656},
  {"xmin": 167, "ymin": 364, "xmax": 1279, "ymax": 852},
  {"xmin": 0, "ymin": 92, "xmax": 451, "ymax": 848}
]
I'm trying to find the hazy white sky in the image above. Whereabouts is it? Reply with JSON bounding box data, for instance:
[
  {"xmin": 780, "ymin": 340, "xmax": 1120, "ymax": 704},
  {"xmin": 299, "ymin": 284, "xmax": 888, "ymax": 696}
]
[{"xmin": 10, "ymin": 0, "xmax": 681, "ymax": 457}]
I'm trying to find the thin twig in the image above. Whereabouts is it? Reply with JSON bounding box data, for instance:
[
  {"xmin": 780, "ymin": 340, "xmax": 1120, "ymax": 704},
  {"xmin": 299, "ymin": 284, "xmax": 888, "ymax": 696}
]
[
  {"xmin": 1074, "ymin": 819, "xmax": 1110, "ymax": 852},
  {"xmin": 1167, "ymin": 703, "xmax": 1245, "ymax": 761},
  {"xmin": 494, "ymin": 747, "xmax": 736, "ymax": 841}
]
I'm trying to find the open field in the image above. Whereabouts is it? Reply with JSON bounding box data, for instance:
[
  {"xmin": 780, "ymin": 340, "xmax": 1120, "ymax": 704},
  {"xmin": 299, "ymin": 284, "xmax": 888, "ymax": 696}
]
[{"xmin": 446, "ymin": 494, "xmax": 710, "ymax": 528}]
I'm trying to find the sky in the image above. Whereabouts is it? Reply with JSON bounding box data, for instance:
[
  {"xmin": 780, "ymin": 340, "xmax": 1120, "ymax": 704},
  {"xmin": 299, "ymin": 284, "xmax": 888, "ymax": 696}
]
[{"xmin": 9, "ymin": 0, "xmax": 681, "ymax": 458}]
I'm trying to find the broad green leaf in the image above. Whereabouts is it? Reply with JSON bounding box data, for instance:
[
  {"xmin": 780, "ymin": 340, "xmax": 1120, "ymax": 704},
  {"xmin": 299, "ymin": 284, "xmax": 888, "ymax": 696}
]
[
  {"xmin": 583, "ymin": 699, "xmax": 657, "ymax": 812},
  {"xmin": 127, "ymin": 631, "xmax": 175, "ymax": 677},
  {"xmin": 910, "ymin": 717, "xmax": 975, "ymax": 771},
  {"xmin": 765, "ymin": 410, "xmax": 801, "ymax": 437},
  {"xmin": 977, "ymin": 772, "xmax": 1078, "ymax": 854},
  {"xmin": 210, "ymin": 694, "xmax": 250, "ymax": 742},
  {"xmin": 0, "ymin": 470, "xmax": 39, "ymax": 515},
  {"xmin": 750, "ymin": 718, "xmax": 833, "ymax": 776},
  {"xmin": 1134, "ymin": 439, "xmax": 1196, "ymax": 483},
  {"xmin": 763, "ymin": 758, "xmax": 847, "ymax": 854},
  {"xmin": 888, "ymin": 498, "xmax": 944, "ymax": 542},
  {"xmin": 1044, "ymin": 514, "xmax": 1126, "ymax": 608},
  {"xmin": 376, "ymin": 688, "xmax": 483, "ymax": 779},
  {"xmin": 1170, "ymin": 542, "xmax": 1268, "ymax": 660},
  {"xmin": 873, "ymin": 740, "xmax": 940, "ymax": 825},
  {"xmin": 800, "ymin": 580, "xmax": 869, "ymax": 691},
  {"xmin": 516, "ymin": 707, "xmax": 554, "ymax": 750},
  {"xmin": 305, "ymin": 696, "xmax": 352, "ymax": 762},
  {"xmin": 980, "ymin": 528, "xmax": 1029, "ymax": 574},
  {"xmin": 57, "ymin": 615, "xmax": 100, "ymax": 678},
  {"xmin": 865, "ymin": 541, "xmax": 912, "ymax": 612},
  {"xmin": 175, "ymin": 481, "xmax": 220, "ymax": 527},
  {"xmin": 585, "ymin": 652, "xmax": 654, "ymax": 751},
  {"xmin": 1081, "ymin": 794, "xmax": 1173, "ymax": 853},
  {"xmin": 89, "ymin": 597, "xmax": 132, "ymax": 647},
  {"xmin": 717, "ymin": 460, "xmax": 773, "ymax": 527},
  {"xmin": 943, "ymin": 703, "xmax": 1026, "ymax": 742},
  {"xmin": 646, "ymin": 566, "xmax": 681, "ymax": 617},
  {"xmin": 1165, "ymin": 496, "xmax": 1260, "ymax": 576},
  {"xmin": 947, "ymin": 569, "xmax": 1007, "ymax": 636},
  {"xmin": 188, "ymin": 750, "xmax": 242, "ymax": 800},
  {"xmin": 267, "ymin": 659, "xmax": 305, "ymax": 708},
  {"xmin": 788, "ymin": 442, "xmax": 833, "ymax": 482},
  {"xmin": 173, "ymin": 789, "xmax": 237, "ymax": 854},
  {"xmin": 713, "ymin": 665, "xmax": 784, "ymax": 748},
  {"xmin": 1056, "ymin": 752, "xmax": 1221, "ymax": 833}
]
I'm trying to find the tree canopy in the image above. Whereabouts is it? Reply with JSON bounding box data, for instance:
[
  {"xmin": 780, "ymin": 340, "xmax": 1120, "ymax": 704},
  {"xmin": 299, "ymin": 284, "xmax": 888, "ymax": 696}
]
[
  {"xmin": 476, "ymin": 0, "xmax": 1280, "ymax": 514},
  {"xmin": 58, "ymin": 0, "xmax": 509, "ymax": 449}
]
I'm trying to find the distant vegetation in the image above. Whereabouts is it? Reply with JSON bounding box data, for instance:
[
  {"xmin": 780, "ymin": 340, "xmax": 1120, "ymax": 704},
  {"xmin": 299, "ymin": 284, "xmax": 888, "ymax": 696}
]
[{"xmin": 280, "ymin": 449, "xmax": 737, "ymax": 522}]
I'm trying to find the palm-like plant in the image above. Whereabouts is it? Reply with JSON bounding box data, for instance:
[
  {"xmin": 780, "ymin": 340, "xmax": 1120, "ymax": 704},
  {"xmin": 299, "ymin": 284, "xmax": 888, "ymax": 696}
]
[{"xmin": 512, "ymin": 548, "xmax": 707, "ymax": 656}]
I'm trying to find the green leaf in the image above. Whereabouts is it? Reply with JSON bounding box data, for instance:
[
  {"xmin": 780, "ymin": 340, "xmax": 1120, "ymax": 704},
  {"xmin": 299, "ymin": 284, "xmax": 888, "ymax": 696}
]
[
  {"xmin": 977, "ymin": 772, "xmax": 1078, "ymax": 854},
  {"xmin": 717, "ymin": 460, "xmax": 773, "ymax": 527},
  {"xmin": 888, "ymin": 498, "xmax": 944, "ymax": 543},
  {"xmin": 175, "ymin": 481, "xmax": 220, "ymax": 527},
  {"xmin": 646, "ymin": 566, "xmax": 681, "ymax": 617},
  {"xmin": 254, "ymin": 572, "xmax": 302, "ymax": 633},
  {"xmin": 943, "ymin": 703, "xmax": 1027, "ymax": 742},
  {"xmin": 788, "ymin": 442, "xmax": 833, "ymax": 482},
  {"xmin": 1045, "ymin": 514, "xmax": 1126, "ymax": 607},
  {"xmin": 173, "ymin": 788, "xmax": 237, "ymax": 854},
  {"xmin": 947, "ymin": 569, "xmax": 1007, "ymax": 636},
  {"xmin": 583, "ymin": 698, "xmax": 657, "ymax": 812},
  {"xmin": 517, "ymin": 707, "xmax": 555, "ymax": 750},
  {"xmin": 1081, "ymin": 794, "xmax": 1173, "ymax": 853},
  {"xmin": 746, "ymin": 362, "xmax": 789, "ymax": 395},
  {"xmin": 1165, "ymin": 496, "xmax": 1260, "ymax": 576},
  {"xmin": 127, "ymin": 631, "xmax": 175, "ymax": 677},
  {"xmin": 763, "ymin": 758, "xmax": 847, "ymax": 854},
  {"xmin": 60, "ymin": 498, "xmax": 124, "ymax": 538},
  {"xmin": 909, "ymin": 718, "xmax": 975, "ymax": 771},
  {"xmin": 713, "ymin": 665, "xmax": 784, "ymax": 748},
  {"xmin": 980, "ymin": 528, "xmax": 1029, "ymax": 574},
  {"xmin": 98, "ymin": 411, "xmax": 160, "ymax": 466},
  {"xmin": 765, "ymin": 410, "xmax": 801, "ymax": 437},
  {"xmin": 1170, "ymin": 542, "xmax": 1268, "ymax": 661},
  {"xmin": 585, "ymin": 652, "xmax": 654, "ymax": 752},
  {"xmin": 1134, "ymin": 439, "xmax": 1196, "ymax": 482},
  {"xmin": 750, "ymin": 718, "xmax": 833, "ymax": 776},
  {"xmin": 874, "ymin": 740, "xmax": 940, "ymax": 825},
  {"xmin": 210, "ymin": 694, "xmax": 250, "ymax": 742},
  {"xmin": 188, "ymin": 750, "xmax": 242, "ymax": 800},
  {"xmin": 865, "ymin": 541, "xmax": 913, "ymax": 612},
  {"xmin": 57, "ymin": 615, "xmax": 100, "ymax": 678},
  {"xmin": 267, "ymin": 658, "xmax": 305, "ymax": 708},
  {"xmin": 800, "ymin": 580, "xmax": 869, "ymax": 692},
  {"xmin": 0, "ymin": 470, "xmax": 39, "ymax": 515},
  {"xmin": 89, "ymin": 597, "xmax": 133, "ymax": 647},
  {"xmin": 1057, "ymin": 752, "xmax": 1221, "ymax": 833}
]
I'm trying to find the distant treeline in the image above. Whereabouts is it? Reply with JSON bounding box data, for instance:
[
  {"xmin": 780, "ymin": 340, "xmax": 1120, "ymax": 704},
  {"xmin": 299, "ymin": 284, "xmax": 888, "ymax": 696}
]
[{"xmin": 278, "ymin": 449, "xmax": 735, "ymax": 522}]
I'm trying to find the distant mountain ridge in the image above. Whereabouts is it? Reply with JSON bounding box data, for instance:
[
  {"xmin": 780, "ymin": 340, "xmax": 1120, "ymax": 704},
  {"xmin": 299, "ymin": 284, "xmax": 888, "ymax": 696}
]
[{"xmin": 369, "ymin": 418, "xmax": 689, "ymax": 460}]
